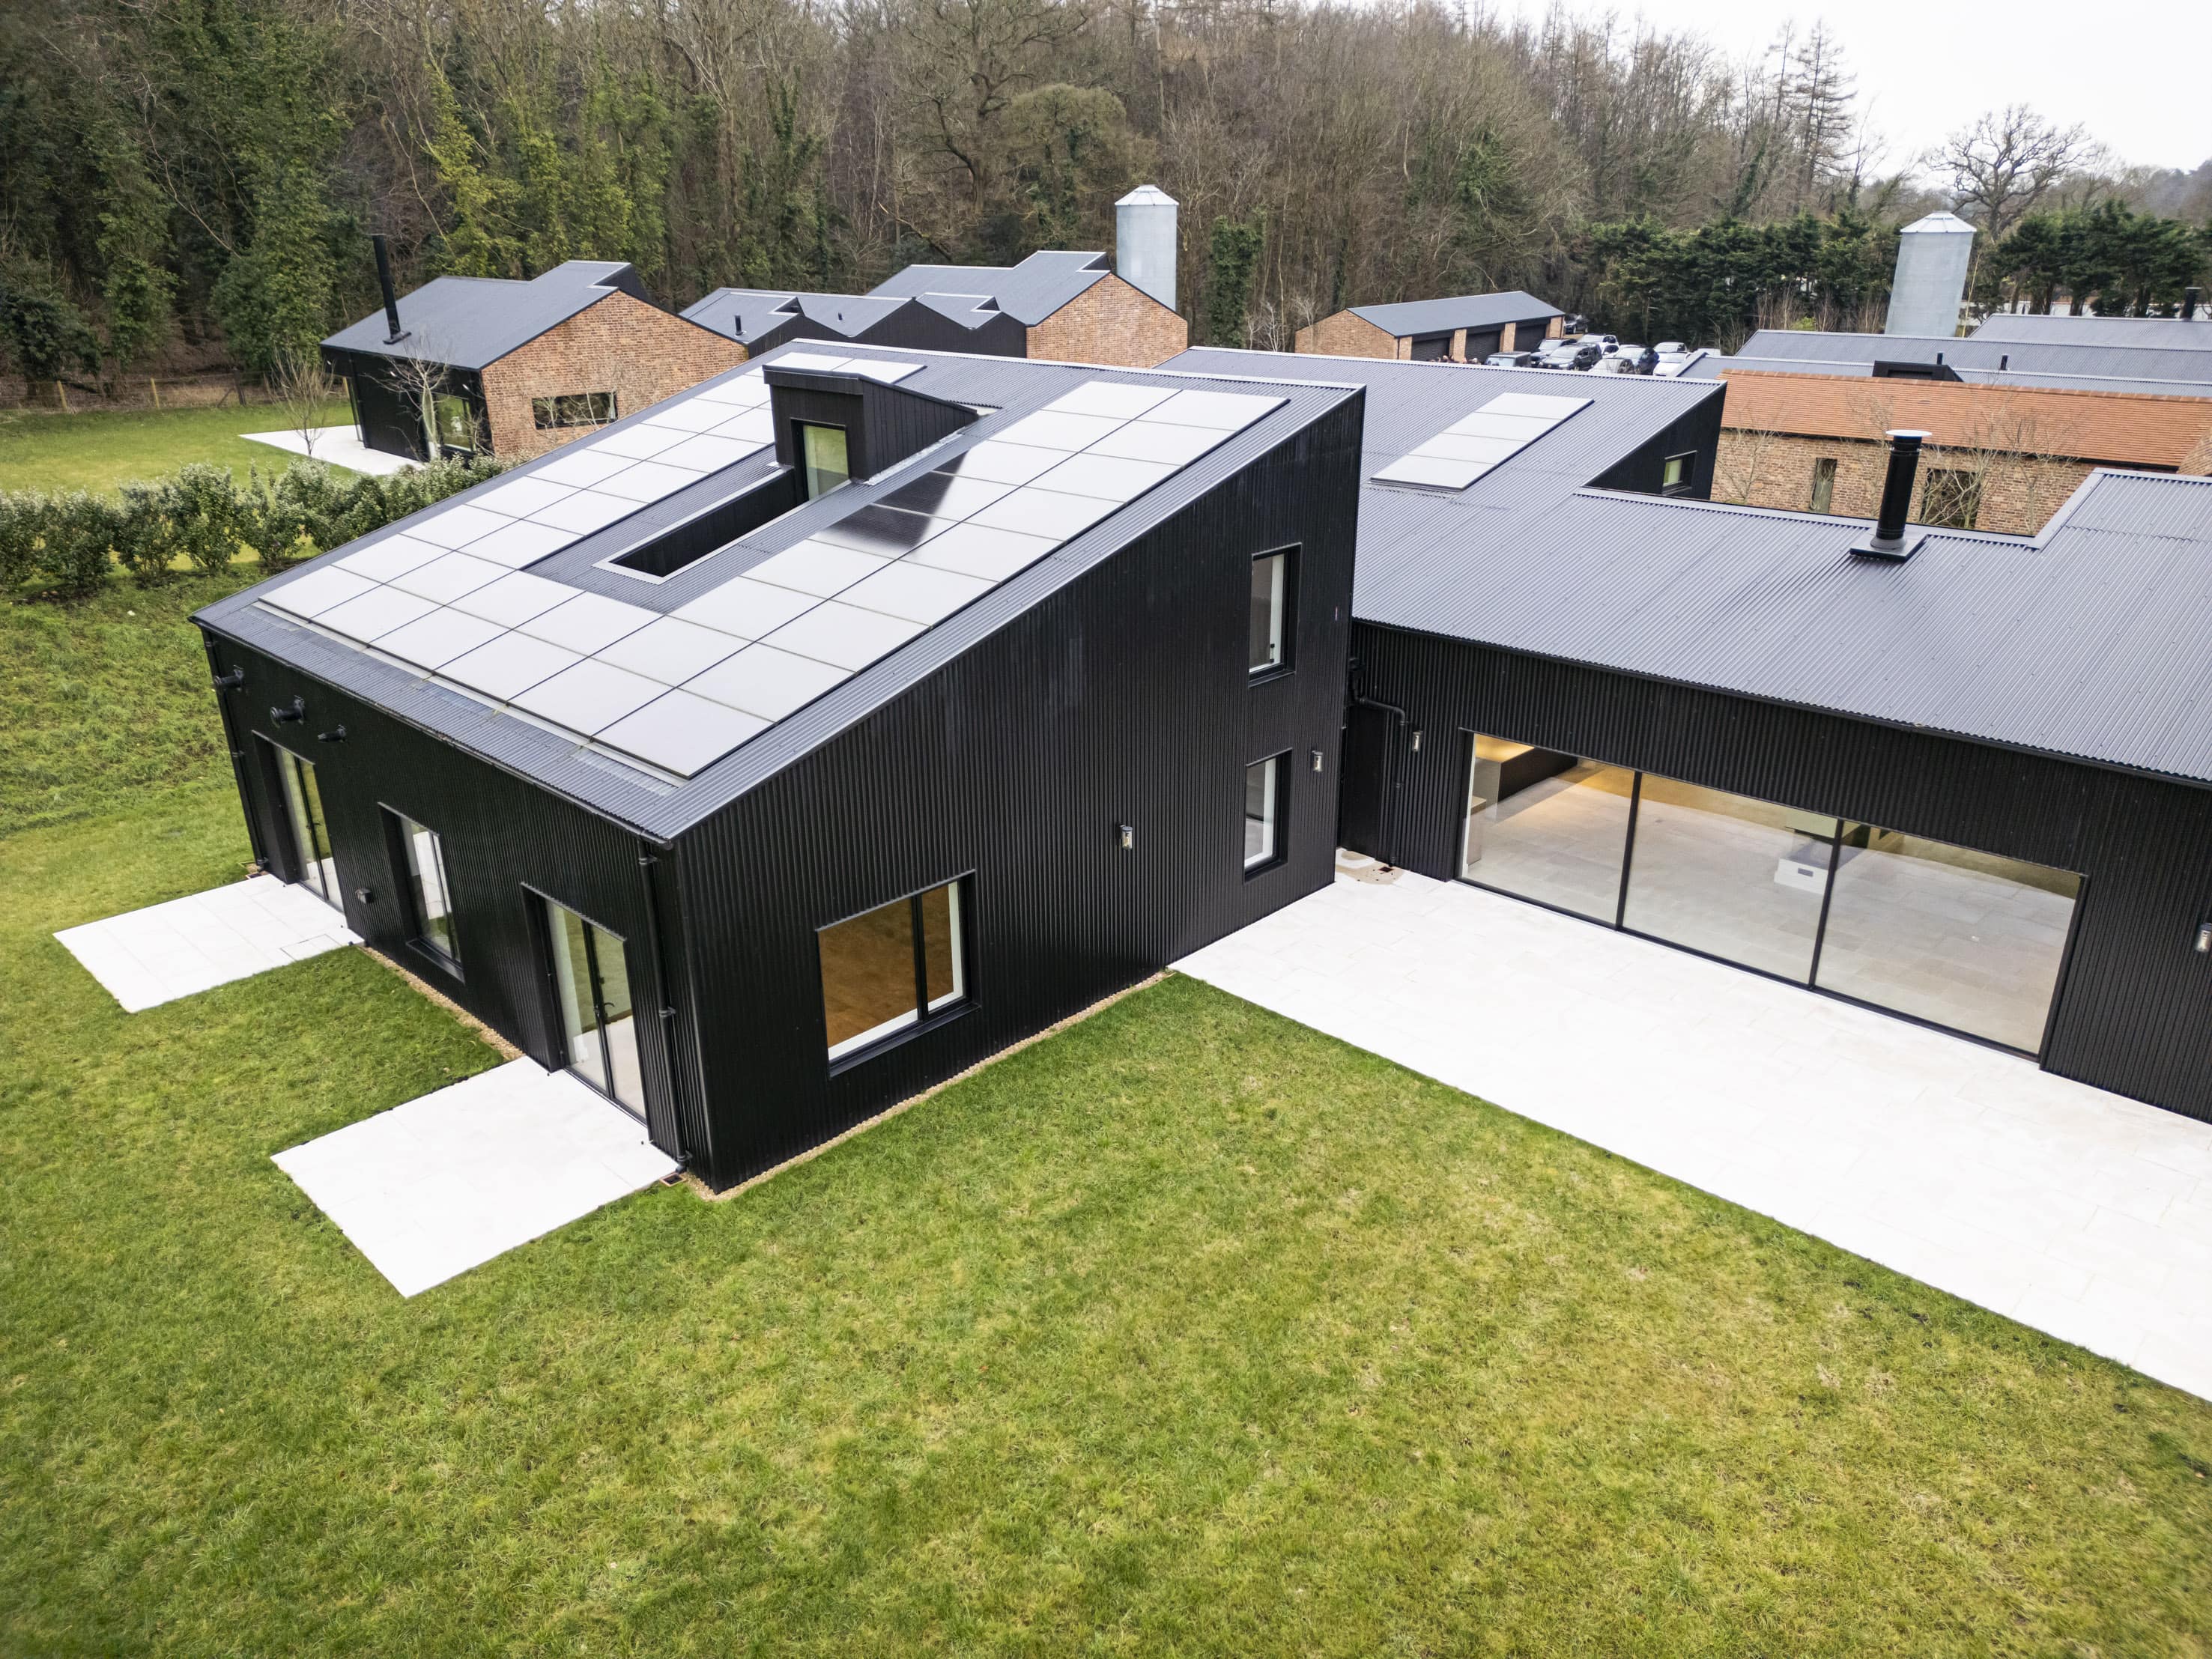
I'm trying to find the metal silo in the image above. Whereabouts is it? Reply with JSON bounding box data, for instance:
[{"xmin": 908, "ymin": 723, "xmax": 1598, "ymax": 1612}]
[
  {"xmin": 1886, "ymin": 212, "xmax": 1978, "ymax": 339},
  {"xmin": 1115, "ymin": 185, "xmax": 1179, "ymax": 312}
]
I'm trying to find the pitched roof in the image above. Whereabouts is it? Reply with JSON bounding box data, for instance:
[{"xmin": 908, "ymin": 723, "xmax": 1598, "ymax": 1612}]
[
  {"xmin": 1973, "ymin": 313, "xmax": 2212, "ymax": 350},
  {"xmin": 199, "ymin": 344, "xmax": 1353, "ymax": 840},
  {"xmin": 679, "ymin": 289, "xmax": 911, "ymax": 346},
  {"xmin": 1713, "ymin": 369, "xmax": 2212, "ymax": 470},
  {"xmin": 865, "ymin": 250, "xmax": 1114, "ymax": 326},
  {"xmin": 1342, "ymin": 291, "xmax": 1564, "ymax": 339},
  {"xmin": 1733, "ymin": 329, "xmax": 2212, "ymax": 388},
  {"xmin": 322, "ymin": 261, "xmax": 653, "ymax": 370},
  {"xmin": 1681, "ymin": 351, "xmax": 2212, "ymax": 401}
]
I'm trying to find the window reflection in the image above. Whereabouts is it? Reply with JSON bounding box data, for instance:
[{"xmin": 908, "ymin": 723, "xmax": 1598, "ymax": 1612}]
[
  {"xmin": 1816, "ymin": 826, "xmax": 2079, "ymax": 1052},
  {"xmin": 1460, "ymin": 736, "xmax": 1634, "ymax": 922},
  {"xmin": 1619, "ymin": 777, "xmax": 1833, "ymax": 981}
]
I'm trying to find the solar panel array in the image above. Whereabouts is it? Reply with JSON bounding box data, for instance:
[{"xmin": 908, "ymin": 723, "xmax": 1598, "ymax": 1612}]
[
  {"xmin": 262, "ymin": 372, "xmax": 1280, "ymax": 780},
  {"xmin": 1371, "ymin": 392, "xmax": 1590, "ymax": 490}
]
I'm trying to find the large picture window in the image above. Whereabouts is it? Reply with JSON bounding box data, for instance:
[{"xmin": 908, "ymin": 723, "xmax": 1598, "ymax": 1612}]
[
  {"xmin": 542, "ymin": 899, "xmax": 645, "ymax": 1118},
  {"xmin": 533, "ymin": 391, "xmax": 617, "ymax": 430},
  {"xmin": 1454, "ymin": 734, "xmax": 2083, "ymax": 1055},
  {"xmin": 1249, "ymin": 549, "xmax": 1291, "ymax": 676},
  {"xmin": 819, "ymin": 879, "xmax": 969, "ymax": 1061},
  {"xmin": 387, "ymin": 810, "xmax": 459, "ymax": 969},
  {"xmin": 799, "ymin": 422, "xmax": 851, "ymax": 500}
]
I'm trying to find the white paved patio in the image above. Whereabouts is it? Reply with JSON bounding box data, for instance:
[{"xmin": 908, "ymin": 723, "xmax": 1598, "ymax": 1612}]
[
  {"xmin": 1174, "ymin": 865, "xmax": 2212, "ymax": 1401},
  {"xmin": 243, "ymin": 425, "xmax": 419, "ymax": 476},
  {"xmin": 56, "ymin": 876, "xmax": 359, "ymax": 1011},
  {"xmin": 273, "ymin": 1057, "xmax": 678, "ymax": 1296}
]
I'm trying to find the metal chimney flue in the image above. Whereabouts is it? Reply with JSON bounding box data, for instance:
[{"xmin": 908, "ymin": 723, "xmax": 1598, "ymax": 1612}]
[
  {"xmin": 2187, "ymin": 285, "xmax": 2202, "ymax": 321},
  {"xmin": 1851, "ymin": 429, "xmax": 1932, "ymax": 559},
  {"xmin": 372, "ymin": 234, "xmax": 407, "ymax": 344}
]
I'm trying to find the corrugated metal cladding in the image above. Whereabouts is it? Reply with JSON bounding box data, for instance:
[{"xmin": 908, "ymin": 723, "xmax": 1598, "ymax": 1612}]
[
  {"xmin": 203, "ymin": 640, "xmax": 709, "ymax": 1159},
  {"xmin": 1347, "ymin": 622, "xmax": 2212, "ymax": 1123},
  {"xmin": 1736, "ymin": 329, "xmax": 2212, "ymax": 387},
  {"xmin": 671, "ymin": 401, "xmax": 1363, "ymax": 1186}
]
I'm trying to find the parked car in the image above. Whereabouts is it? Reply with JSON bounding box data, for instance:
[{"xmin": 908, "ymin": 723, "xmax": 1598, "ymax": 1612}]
[
  {"xmin": 1561, "ymin": 342, "xmax": 1605, "ymax": 370},
  {"xmin": 1575, "ymin": 333, "xmax": 1620, "ymax": 354},
  {"xmin": 1653, "ymin": 341, "xmax": 1688, "ymax": 355}
]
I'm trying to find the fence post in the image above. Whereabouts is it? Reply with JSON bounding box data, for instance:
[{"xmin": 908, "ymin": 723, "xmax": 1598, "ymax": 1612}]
[
  {"xmin": 150, "ymin": 377, "xmax": 160, "ymax": 411},
  {"xmin": 56, "ymin": 380, "xmax": 70, "ymax": 413}
]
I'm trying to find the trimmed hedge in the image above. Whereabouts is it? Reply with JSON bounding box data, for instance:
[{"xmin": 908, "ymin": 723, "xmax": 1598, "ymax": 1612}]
[{"xmin": 0, "ymin": 455, "xmax": 506, "ymax": 601}]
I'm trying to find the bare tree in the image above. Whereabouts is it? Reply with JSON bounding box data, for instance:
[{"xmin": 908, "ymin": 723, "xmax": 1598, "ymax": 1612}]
[
  {"xmin": 1936, "ymin": 106, "xmax": 2091, "ymax": 242},
  {"xmin": 270, "ymin": 346, "xmax": 336, "ymax": 460},
  {"xmin": 1712, "ymin": 422, "xmax": 1790, "ymax": 505},
  {"xmin": 376, "ymin": 333, "xmax": 468, "ymax": 461}
]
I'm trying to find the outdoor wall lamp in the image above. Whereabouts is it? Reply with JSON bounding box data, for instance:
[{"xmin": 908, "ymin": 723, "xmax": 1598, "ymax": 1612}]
[
  {"xmin": 1409, "ymin": 728, "xmax": 1424, "ymax": 752},
  {"xmin": 355, "ymin": 887, "xmax": 375, "ymax": 906},
  {"xmin": 211, "ymin": 666, "xmax": 246, "ymax": 691},
  {"xmin": 1117, "ymin": 823, "xmax": 1135, "ymax": 851},
  {"xmin": 1311, "ymin": 749, "xmax": 1324, "ymax": 773},
  {"xmin": 317, "ymin": 726, "xmax": 348, "ymax": 743},
  {"xmin": 2197, "ymin": 921, "xmax": 2212, "ymax": 954},
  {"xmin": 270, "ymin": 696, "xmax": 306, "ymax": 724}
]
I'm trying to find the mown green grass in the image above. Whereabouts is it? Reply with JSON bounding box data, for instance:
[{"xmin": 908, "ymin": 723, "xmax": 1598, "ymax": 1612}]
[
  {"xmin": 0, "ymin": 398, "xmax": 352, "ymax": 495},
  {"xmin": 2, "ymin": 564, "xmax": 2210, "ymax": 1655}
]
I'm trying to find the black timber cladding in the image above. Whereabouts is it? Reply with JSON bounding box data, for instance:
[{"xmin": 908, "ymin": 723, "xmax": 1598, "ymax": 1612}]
[
  {"xmin": 764, "ymin": 366, "xmax": 978, "ymax": 478},
  {"xmin": 1344, "ymin": 622, "xmax": 2212, "ymax": 1124}
]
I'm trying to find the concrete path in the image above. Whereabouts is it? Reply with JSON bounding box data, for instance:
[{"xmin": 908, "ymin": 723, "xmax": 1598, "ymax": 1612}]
[
  {"xmin": 56, "ymin": 876, "xmax": 359, "ymax": 1012},
  {"xmin": 273, "ymin": 1057, "xmax": 678, "ymax": 1296},
  {"xmin": 1174, "ymin": 865, "xmax": 2212, "ymax": 1401},
  {"xmin": 243, "ymin": 425, "xmax": 419, "ymax": 476}
]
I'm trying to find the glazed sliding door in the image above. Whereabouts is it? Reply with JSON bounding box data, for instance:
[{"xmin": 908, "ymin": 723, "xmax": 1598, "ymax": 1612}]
[
  {"xmin": 276, "ymin": 746, "xmax": 339, "ymax": 908},
  {"xmin": 542, "ymin": 898, "xmax": 646, "ymax": 1120}
]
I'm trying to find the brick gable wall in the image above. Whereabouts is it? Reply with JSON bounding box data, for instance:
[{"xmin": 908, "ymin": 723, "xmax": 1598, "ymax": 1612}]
[
  {"xmin": 1715, "ymin": 430, "xmax": 2108, "ymax": 536},
  {"xmin": 476, "ymin": 291, "xmax": 748, "ymax": 460},
  {"xmin": 1023, "ymin": 274, "xmax": 1188, "ymax": 366},
  {"xmin": 1294, "ymin": 311, "xmax": 1398, "ymax": 359}
]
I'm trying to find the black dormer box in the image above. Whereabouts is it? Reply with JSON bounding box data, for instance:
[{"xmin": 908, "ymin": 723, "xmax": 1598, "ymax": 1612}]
[{"xmin": 765, "ymin": 366, "xmax": 979, "ymax": 484}]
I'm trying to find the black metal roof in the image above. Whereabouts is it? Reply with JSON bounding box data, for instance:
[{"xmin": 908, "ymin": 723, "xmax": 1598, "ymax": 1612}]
[
  {"xmin": 1172, "ymin": 346, "xmax": 2212, "ymax": 789},
  {"xmin": 322, "ymin": 261, "xmax": 655, "ymax": 370},
  {"xmin": 678, "ymin": 290, "xmax": 911, "ymax": 346},
  {"xmin": 1732, "ymin": 329, "xmax": 2212, "ymax": 388},
  {"xmin": 866, "ymin": 251, "xmax": 1112, "ymax": 326},
  {"xmin": 199, "ymin": 344, "xmax": 1358, "ymax": 841},
  {"xmin": 1342, "ymin": 291, "xmax": 1563, "ymax": 339},
  {"xmin": 1681, "ymin": 352, "xmax": 2212, "ymax": 400},
  {"xmin": 1972, "ymin": 313, "xmax": 2212, "ymax": 351}
]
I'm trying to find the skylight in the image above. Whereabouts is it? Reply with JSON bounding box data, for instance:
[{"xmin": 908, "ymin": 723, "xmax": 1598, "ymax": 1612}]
[{"xmin": 1372, "ymin": 392, "xmax": 1589, "ymax": 491}]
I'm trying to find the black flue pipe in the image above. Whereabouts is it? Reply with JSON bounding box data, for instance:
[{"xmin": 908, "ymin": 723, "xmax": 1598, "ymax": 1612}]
[
  {"xmin": 372, "ymin": 234, "xmax": 407, "ymax": 343},
  {"xmin": 1864, "ymin": 429, "xmax": 1930, "ymax": 553},
  {"xmin": 2187, "ymin": 286, "xmax": 2202, "ymax": 321}
]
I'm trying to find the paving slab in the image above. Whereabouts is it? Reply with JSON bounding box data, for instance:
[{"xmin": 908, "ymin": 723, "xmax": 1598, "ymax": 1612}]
[
  {"xmin": 243, "ymin": 425, "xmax": 420, "ymax": 476},
  {"xmin": 273, "ymin": 1057, "xmax": 678, "ymax": 1296},
  {"xmin": 1174, "ymin": 866, "xmax": 2212, "ymax": 1402},
  {"xmin": 56, "ymin": 876, "xmax": 360, "ymax": 1011}
]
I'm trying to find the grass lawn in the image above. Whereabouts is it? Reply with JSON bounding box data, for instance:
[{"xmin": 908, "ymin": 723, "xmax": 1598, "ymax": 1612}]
[
  {"xmin": 3, "ymin": 590, "xmax": 2211, "ymax": 1654},
  {"xmin": 0, "ymin": 398, "xmax": 353, "ymax": 495}
]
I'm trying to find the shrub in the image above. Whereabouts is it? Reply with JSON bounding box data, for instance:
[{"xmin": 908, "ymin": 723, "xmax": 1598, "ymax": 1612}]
[
  {"xmin": 35, "ymin": 492, "xmax": 121, "ymax": 600},
  {"xmin": 0, "ymin": 491, "xmax": 43, "ymax": 590},
  {"xmin": 160, "ymin": 463, "xmax": 251, "ymax": 575},
  {"xmin": 246, "ymin": 461, "xmax": 347, "ymax": 571},
  {"xmin": 112, "ymin": 479, "xmax": 178, "ymax": 583}
]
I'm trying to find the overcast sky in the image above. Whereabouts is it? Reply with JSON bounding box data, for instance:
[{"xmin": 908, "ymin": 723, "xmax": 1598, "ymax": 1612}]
[{"xmin": 1486, "ymin": 0, "xmax": 2211, "ymax": 175}]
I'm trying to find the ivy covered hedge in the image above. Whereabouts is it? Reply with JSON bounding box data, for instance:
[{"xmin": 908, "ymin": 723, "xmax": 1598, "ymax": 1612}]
[{"xmin": 0, "ymin": 455, "xmax": 506, "ymax": 601}]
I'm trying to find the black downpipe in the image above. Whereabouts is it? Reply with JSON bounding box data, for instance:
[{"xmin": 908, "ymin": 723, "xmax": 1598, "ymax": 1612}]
[
  {"xmin": 635, "ymin": 843, "xmax": 706, "ymax": 1173},
  {"xmin": 1851, "ymin": 429, "xmax": 1930, "ymax": 559},
  {"xmin": 2186, "ymin": 286, "xmax": 2201, "ymax": 321},
  {"xmin": 372, "ymin": 234, "xmax": 407, "ymax": 344},
  {"xmin": 201, "ymin": 633, "xmax": 267, "ymax": 870}
]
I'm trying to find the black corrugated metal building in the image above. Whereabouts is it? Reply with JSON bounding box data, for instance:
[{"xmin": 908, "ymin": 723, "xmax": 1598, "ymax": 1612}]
[
  {"xmin": 198, "ymin": 345, "xmax": 1363, "ymax": 1187},
  {"xmin": 1175, "ymin": 345, "xmax": 2212, "ymax": 1124}
]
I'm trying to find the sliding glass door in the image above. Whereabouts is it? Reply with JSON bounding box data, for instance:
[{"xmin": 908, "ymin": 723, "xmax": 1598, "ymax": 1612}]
[
  {"xmin": 1456, "ymin": 733, "xmax": 2082, "ymax": 1055},
  {"xmin": 273, "ymin": 744, "xmax": 339, "ymax": 908},
  {"xmin": 542, "ymin": 899, "xmax": 646, "ymax": 1118}
]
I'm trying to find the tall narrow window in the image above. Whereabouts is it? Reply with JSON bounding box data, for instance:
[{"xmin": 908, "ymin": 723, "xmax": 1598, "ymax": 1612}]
[
  {"xmin": 1808, "ymin": 455, "xmax": 1837, "ymax": 513},
  {"xmin": 799, "ymin": 423, "xmax": 850, "ymax": 500},
  {"xmin": 542, "ymin": 899, "xmax": 646, "ymax": 1119},
  {"xmin": 274, "ymin": 744, "xmax": 338, "ymax": 909},
  {"xmin": 387, "ymin": 810, "xmax": 459, "ymax": 969},
  {"xmin": 1244, "ymin": 755, "xmax": 1284, "ymax": 870},
  {"xmin": 818, "ymin": 879, "xmax": 969, "ymax": 1061},
  {"xmin": 1249, "ymin": 550, "xmax": 1291, "ymax": 676}
]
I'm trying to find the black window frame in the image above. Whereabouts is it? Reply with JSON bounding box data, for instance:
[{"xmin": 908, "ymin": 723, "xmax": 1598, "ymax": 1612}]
[
  {"xmin": 1243, "ymin": 751, "xmax": 1290, "ymax": 877},
  {"xmin": 521, "ymin": 885, "xmax": 649, "ymax": 1122},
  {"xmin": 381, "ymin": 804, "xmax": 463, "ymax": 977},
  {"xmin": 1247, "ymin": 545, "xmax": 1299, "ymax": 682},
  {"xmin": 796, "ymin": 419, "xmax": 852, "ymax": 500},
  {"xmin": 1661, "ymin": 452, "xmax": 1696, "ymax": 496},
  {"xmin": 817, "ymin": 873, "xmax": 978, "ymax": 1075},
  {"xmin": 531, "ymin": 390, "xmax": 619, "ymax": 431}
]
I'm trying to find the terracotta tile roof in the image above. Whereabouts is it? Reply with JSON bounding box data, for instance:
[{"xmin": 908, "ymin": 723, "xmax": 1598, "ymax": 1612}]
[{"xmin": 1717, "ymin": 370, "xmax": 2212, "ymax": 471}]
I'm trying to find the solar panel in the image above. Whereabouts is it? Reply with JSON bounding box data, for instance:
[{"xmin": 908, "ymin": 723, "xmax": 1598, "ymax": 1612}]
[
  {"xmin": 448, "ymin": 570, "xmax": 575, "ymax": 626},
  {"xmin": 967, "ymin": 487, "xmax": 1116, "ymax": 541},
  {"xmin": 528, "ymin": 491, "xmax": 640, "ymax": 536},
  {"xmin": 387, "ymin": 552, "xmax": 506, "ymax": 604},
  {"xmin": 655, "ymin": 434, "xmax": 763, "ymax": 473},
  {"xmin": 268, "ymin": 565, "xmax": 377, "ymax": 618},
  {"xmin": 594, "ymin": 461, "xmax": 707, "ymax": 504},
  {"xmin": 712, "ymin": 410, "xmax": 776, "ymax": 445},
  {"xmin": 593, "ymin": 616, "xmax": 748, "ymax": 684},
  {"xmin": 471, "ymin": 476, "xmax": 578, "ymax": 518},
  {"xmin": 1373, "ymin": 392, "xmax": 1590, "ymax": 492},
  {"xmin": 516, "ymin": 592, "xmax": 658, "ymax": 654},
  {"xmin": 691, "ymin": 373, "xmax": 769, "ymax": 407},
  {"xmin": 761, "ymin": 599, "xmax": 925, "ymax": 672},
  {"xmin": 1086, "ymin": 421, "xmax": 1228, "ymax": 466},
  {"xmin": 1046, "ymin": 381, "xmax": 1177, "ymax": 419},
  {"xmin": 438, "ymin": 631, "xmax": 581, "ymax": 700},
  {"xmin": 743, "ymin": 540, "xmax": 890, "ymax": 598},
  {"xmin": 879, "ymin": 472, "xmax": 1016, "ymax": 519},
  {"xmin": 838, "ymin": 561, "xmax": 996, "ymax": 625},
  {"xmin": 1416, "ymin": 432, "xmax": 1524, "ymax": 467},
  {"xmin": 316, "ymin": 585, "xmax": 441, "ymax": 642},
  {"xmin": 933, "ymin": 440, "xmax": 1064, "ymax": 485},
  {"xmin": 775, "ymin": 351, "xmax": 850, "ymax": 371},
  {"xmin": 1031, "ymin": 452, "xmax": 1175, "ymax": 502},
  {"xmin": 903, "ymin": 522, "xmax": 1059, "ymax": 581},
  {"xmin": 1483, "ymin": 393, "xmax": 1590, "ymax": 420},
  {"xmin": 530, "ymin": 446, "xmax": 637, "ymax": 487},
  {"xmin": 685, "ymin": 643, "xmax": 853, "ymax": 721},
  {"xmin": 336, "ymin": 534, "xmax": 447, "ymax": 582},
  {"xmin": 846, "ymin": 360, "xmax": 922, "ymax": 383},
  {"xmin": 1147, "ymin": 389, "xmax": 1282, "ymax": 430},
  {"xmin": 1372, "ymin": 454, "xmax": 1488, "ymax": 490},
  {"xmin": 670, "ymin": 575, "xmax": 817, "ymax": 639},
  {"xmin": 991, "ymin": 410, "xmax": 1127, "ymax": 452},
  {"xmin": 596, "ymin": 690, "xmax": 770, "ymax": 776},
  {"xmin": 810, "ymin": 506, "xmax": 953, "ymax": 558},
  {"xmin": 375, "ymin": 607, "xmax": 508, "ymax": 671},
  {"xmin": 462, "ymin": 520, "xmax": 576, "ymax": 568},
  {"xmin": 509, "ymin": 658, "xmax": 666, "ymax": 734},
  {"xmin": 640, "ymin": 400, "xmax": 732, "ymax": 435},
  {"xmin": 586, "ymin": 425, "xmax": 687, "ymax": 461},
  {"xmin": 411, "ymin": 503, "xmax": 515, "ymax": 550}
]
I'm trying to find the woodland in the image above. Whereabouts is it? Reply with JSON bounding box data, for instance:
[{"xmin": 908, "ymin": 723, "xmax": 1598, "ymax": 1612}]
[{"xmin": 2, "ymin": 0, "xmax": 2208, "ymax": 389}]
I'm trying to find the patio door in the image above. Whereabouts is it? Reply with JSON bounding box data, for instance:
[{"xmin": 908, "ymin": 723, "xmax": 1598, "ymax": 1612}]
[
  {"xmin": 542, "ymin": 899, "xmax": 646, "ymax": 1120},
  {"xmin": 275, "ymin": 745, "xmax": 339, "ymax": 908}
]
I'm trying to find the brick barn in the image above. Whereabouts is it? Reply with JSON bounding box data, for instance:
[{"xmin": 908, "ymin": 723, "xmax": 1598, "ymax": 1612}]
[{"xmin": 322, "ymin": 260, "xmax": 746, "ymax": 465}]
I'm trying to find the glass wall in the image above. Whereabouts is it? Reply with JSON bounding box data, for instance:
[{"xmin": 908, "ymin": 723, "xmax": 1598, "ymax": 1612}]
[
  {"xmin": 1452, "ymin": 730, "xmax": 2083, "ymax": 1055},
  {"xmin": 819, "ymin": 880, "xmax": 969, "ymax": 1060},
  {"xmin": 544, "ymin": 900, "xmax": 646, "ymax": 1117},
  {"xmin": 1622, "ymin": 777, "xmax": 1834, "ymax": 980},
  {"xmin": 1815, "ymin": 827, "xmax": 2079, "ymax": 1052},
  {"xmin": 392, "ymin": 812, "xmax": 458, "ymax": 968},
  {"xmin": 275, "ymin": 745, "xmax": 339, "ymax": 909},
  {"xmin": 1460, "ymin": 736, "xmax": 1634, "ymax": 922}
]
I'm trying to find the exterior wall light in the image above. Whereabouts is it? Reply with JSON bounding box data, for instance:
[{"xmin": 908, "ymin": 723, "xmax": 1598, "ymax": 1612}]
[
  {"xmin": 317, "ymin": 726, "xmax": 348, "ymax": 743},
  {"xmin": 271, "ymin": 695, "xmax": 306, "ymax": 724},
  {"xmin": 1409, "ymin": 729, "xmax": 1423, "ymax": 752},
  {"xmin": 355, "ymin": 887, "xmax": 375, "ymax": 906},
  {"xmin": 1117, "ymin": 823, "xmax": 1134, "ymax": 851},
  {"xmin": 2197, "ymin": 922, "xmax": 2212, "ymax": 953},
  {"xmin": 212, "ymin": 667, "xmax": 246, "ymax": 690},
  {"xmin": 1311, "ymin": 749, "xmax": 1324, "ymax": 772}
]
